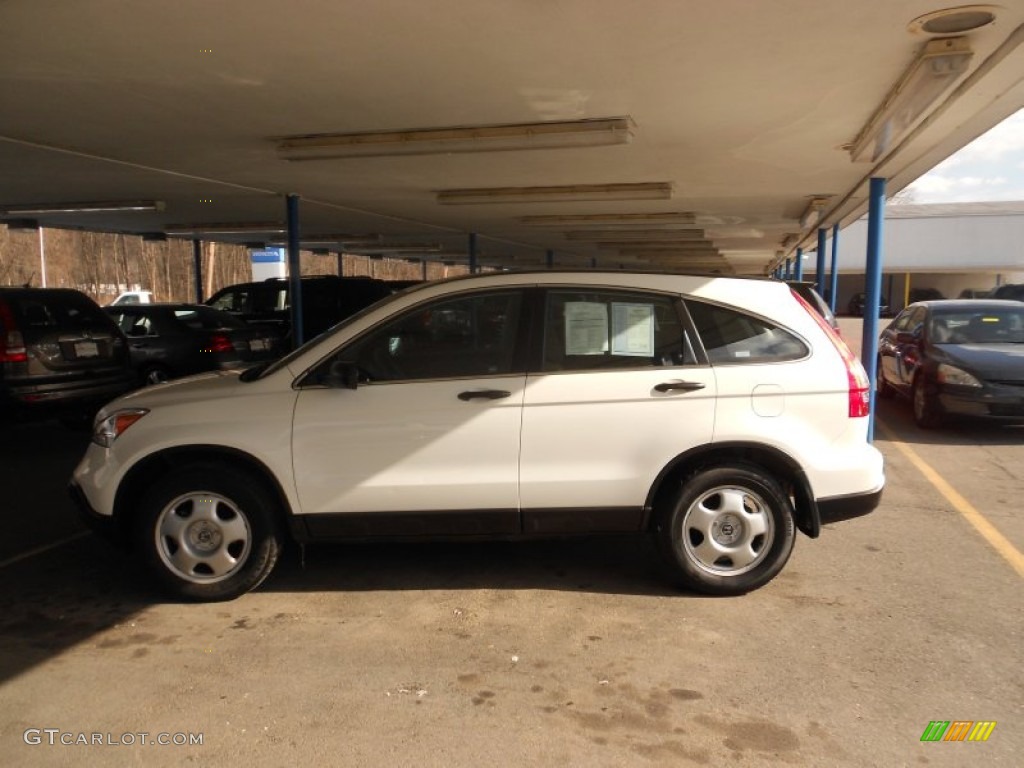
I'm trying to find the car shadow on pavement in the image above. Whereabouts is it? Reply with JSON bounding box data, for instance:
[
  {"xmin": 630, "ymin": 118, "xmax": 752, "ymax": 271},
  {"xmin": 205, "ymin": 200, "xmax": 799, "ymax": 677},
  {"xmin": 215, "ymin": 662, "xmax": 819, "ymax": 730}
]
[{"xmin": 264, "ymin": 536, "xmax": 683, "ymax": 598}]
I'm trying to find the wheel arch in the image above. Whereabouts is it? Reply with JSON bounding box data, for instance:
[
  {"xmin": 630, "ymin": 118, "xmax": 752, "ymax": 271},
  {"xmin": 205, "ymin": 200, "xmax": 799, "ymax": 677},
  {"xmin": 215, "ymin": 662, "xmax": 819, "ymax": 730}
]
[
  {"xmin": 643, "ymin": 442, "xmax": 820, "ymax": 538},
  {"xmin": 112, "ymin": 445, "xmax": 296, "ymax": 546}
]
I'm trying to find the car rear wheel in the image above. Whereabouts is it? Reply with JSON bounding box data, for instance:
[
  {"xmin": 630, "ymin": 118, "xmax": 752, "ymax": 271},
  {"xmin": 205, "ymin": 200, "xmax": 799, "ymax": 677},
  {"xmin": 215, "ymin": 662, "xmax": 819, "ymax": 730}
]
[
  {"xmin": 655, "ymin": 465, "xmax": 795, "ymax": 595},
  {"xmin": 134, "ymin": 465, "xmax": 283, "ymax": 601},
  {"xmin": 912, "ymin": 376, "xmax": 945, "ymax": 429}
]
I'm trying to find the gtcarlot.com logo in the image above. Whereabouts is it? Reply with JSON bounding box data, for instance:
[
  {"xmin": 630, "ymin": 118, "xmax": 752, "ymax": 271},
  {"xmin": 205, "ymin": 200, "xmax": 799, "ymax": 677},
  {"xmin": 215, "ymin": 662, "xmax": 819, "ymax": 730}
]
[
  {"xmin": 920, "ymin": 721, "xmax": 996, "ymax": 742},
  {"xmin": 23, "ymin": 729, "xmax": 203, "ymax": 747}
]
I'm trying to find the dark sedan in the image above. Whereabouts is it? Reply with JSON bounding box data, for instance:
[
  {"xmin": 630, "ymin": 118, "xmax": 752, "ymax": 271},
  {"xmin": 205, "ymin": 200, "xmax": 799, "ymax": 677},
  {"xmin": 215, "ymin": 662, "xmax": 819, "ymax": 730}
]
[
  {"xmin": 877, "ymin": 300, "xmax": 1024, "ymax": 428},
  {"xmin": 105, "ymin": 304, "xmax": 283, "ymax": 385}
]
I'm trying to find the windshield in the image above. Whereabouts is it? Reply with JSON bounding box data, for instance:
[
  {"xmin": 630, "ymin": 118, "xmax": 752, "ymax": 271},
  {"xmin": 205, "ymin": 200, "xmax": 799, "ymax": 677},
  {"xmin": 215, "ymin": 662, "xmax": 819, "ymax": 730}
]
[
  {"xmin": 250, "ymin": 289, "xmax": 413, "ymax": 380},
  {"xmin": 930, "ymin": 307, "xmax": 1024, "ymax": 344}
]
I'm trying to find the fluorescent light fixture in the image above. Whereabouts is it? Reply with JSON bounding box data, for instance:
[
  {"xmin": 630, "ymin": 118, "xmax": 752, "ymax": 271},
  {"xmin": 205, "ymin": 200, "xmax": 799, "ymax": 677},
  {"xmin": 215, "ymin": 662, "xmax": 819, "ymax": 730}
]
[
  {"xmin": 267, "ymin": 235, "xmax": 383, "ymax": 247},
  {"xmin": 849, "ymin": 37, "xmax": 972, "ymax": 163},
  {"xmin": 799, "ymin": 198, "xmax": 829, "ymax": 230},
  {"xmin": 616, "ymin": 247, "xmax": 721, "ymax": 259},
  {"xmin": 520, "ymin": 212, "xmax": 696, "ymax": 228},
  {"xmin": 437, "ymin": 182, "xmax": 673, "ymax": 205},
  {"xmin": 277, "ymin": 117, "xmax": 634, "ymax": 160},
  {"xmin": 0, "ymin": 200, "xmax": 164, "ymax": 215},
  {"xmin": 343, "ymin": 242, "xmax": 443, "ymax": 254},
  {"xmin": 564, "ymin": 229, "xmax": 706, "ymax": 242},
  {"xmin": 164, "ymin": 223, "xmax": 286, "ymax": 236}
]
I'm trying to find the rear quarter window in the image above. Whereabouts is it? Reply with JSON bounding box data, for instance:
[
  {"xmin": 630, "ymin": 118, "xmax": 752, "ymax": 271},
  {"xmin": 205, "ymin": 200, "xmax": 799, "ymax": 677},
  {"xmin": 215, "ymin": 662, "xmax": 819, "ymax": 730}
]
[{"xmin": 685, "ymin": 299, "xmax": 807, "ymax": 364}]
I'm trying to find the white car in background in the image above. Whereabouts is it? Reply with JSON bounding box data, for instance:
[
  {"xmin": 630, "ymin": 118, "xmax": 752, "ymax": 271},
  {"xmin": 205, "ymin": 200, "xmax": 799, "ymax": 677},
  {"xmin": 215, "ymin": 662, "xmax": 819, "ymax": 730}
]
[
  {"xmin": 109, "ymin": 290, "xmax": 154, "ymax": 306},
  {"xmin": 71, "ymin": 271, "xmax": 884, "ymax": 601}
]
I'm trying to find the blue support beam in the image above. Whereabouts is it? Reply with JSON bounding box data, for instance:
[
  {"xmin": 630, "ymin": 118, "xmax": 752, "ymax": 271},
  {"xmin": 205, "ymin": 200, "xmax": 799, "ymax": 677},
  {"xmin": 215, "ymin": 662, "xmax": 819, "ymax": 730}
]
[
  {"xmin": 794, "ymin": 247, "xmax": 804, "ymax": 281},
  {"xmin": 862, "ymin": 177, "xmax": 887, "ymax": 441},
  {"xmin": 784, "ymin": 258, "xmax": 792, "ymax": 280},
  {"xmin": 829, "ymin": 223, "xmax": 840, "ymax": 313},
  {"xmin": 191, "ymin": 239, "xmax": 203, "ymax": 303},
  {"xmin": 546, "ymin": 249, "xmax": 554, "ymax": 269},
  {"xmin": 815, "ymin": 228, "xmax": 827, "ymax": 296},
  {"xmin": 286, "ymin": 193, "xmax": 304, "ymax": 349},
  {"xmin": 468, "ymin": 233, "xmax": 478, "ymax": 274}
]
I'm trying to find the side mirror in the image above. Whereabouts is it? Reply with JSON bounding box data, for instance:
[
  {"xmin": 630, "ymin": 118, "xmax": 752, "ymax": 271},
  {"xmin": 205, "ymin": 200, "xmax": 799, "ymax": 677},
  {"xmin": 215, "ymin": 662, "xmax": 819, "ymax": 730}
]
[{"xmin": 326, "ymin": 360, "xmax": 360, "ymax": 390}]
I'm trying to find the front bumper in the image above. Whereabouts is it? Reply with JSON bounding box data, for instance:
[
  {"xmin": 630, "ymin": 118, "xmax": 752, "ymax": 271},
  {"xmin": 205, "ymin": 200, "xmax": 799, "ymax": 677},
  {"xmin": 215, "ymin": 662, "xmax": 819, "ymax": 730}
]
[
  {"xmin": 68, "ymin": 479, "xmax": 125, "ymax": 547},
  {"xmin": 939, "ymin": 383, "xmax": 1024, "ymax": 420}
]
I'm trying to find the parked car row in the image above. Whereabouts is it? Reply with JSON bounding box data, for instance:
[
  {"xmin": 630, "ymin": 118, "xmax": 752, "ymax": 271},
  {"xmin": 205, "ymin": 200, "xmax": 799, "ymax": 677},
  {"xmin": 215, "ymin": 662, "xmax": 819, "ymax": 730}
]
[{"xmin": 5, "ymin": 276, "xmax": 416, "ymax": 427}]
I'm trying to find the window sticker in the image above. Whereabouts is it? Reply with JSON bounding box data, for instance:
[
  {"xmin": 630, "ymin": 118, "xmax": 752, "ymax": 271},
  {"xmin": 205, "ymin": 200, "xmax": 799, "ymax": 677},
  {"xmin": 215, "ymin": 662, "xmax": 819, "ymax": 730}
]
[
  {"xmin": 565, "ymin": 302, "xmax": 609, "ymax": 355},
  {"xmin": 611, "ymin": 302, "xmax": 655, "ymax": 356}
]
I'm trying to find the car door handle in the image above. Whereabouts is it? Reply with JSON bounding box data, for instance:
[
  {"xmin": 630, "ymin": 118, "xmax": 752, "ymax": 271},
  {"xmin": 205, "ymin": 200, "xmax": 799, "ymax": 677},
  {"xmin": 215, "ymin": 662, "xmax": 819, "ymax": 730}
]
[
  {"xmin": 458, "ymin": 389, "xmax": 512, "ymax": 401},
  {"xmin": 654, "ymin": 380, "xmax": 706, "ymax": 393}
]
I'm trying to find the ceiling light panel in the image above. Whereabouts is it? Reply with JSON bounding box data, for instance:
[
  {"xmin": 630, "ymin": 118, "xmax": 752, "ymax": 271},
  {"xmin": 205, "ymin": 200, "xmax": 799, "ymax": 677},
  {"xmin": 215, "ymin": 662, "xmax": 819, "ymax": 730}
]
[
  {"xmin": 519, "ymin": 212, "xmax": 696, "ymax": 228},
  {"xmin": 437, "ymin": 182, "xmax": 673, "ymax": 205},
  {"xmin": 849, "ymin": 37, "xmax": 973, "ymax": 163},
  {"xmin": 563, "ymin": 229, "xmax": 706, "ymax": 241},
  {"xmin": 0, "ymin": 200, "xmax": 164, "ymax": 214},
  {"xmin": 277, "ymin": 117, "xmax": 634, "ymax": 160}
]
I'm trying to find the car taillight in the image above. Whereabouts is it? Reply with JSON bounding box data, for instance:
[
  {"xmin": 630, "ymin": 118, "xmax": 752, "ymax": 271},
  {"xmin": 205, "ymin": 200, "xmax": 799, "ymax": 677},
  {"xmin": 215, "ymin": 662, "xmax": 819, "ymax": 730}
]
[
  {"xmin": 205, "ymin": 333, "xmax": 234, "ymax": 354},
  {"xmin": 790, "ymin": 288, "xmax": 870, "ymax": 418},
  {"xmin": 0, "ymin": 300, "xmax": 28, "ymax": 363}
]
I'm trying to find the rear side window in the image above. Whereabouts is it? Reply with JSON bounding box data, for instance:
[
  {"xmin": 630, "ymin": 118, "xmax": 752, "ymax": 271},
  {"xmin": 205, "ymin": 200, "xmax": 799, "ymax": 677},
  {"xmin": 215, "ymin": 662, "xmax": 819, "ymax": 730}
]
[
  {"xmin": 174, "ymin": 308, "xmax": 246, "ymax": 330},
  {"xmin": 542, "ymin": 290, "xmax": 695, "ymax": 372},
  {"xmin": 685, "ymin": 300, "xmax": 807, "ymax": 364},
  {"xmin": 16, "ymin": 293, "xmax": 113, "ymax": 333}
]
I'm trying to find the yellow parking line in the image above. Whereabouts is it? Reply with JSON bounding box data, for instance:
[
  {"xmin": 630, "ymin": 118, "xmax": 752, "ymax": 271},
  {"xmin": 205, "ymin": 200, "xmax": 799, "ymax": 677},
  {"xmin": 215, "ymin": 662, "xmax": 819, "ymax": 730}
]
[{"xmin": 876, "ymin": 419, "xmax": 1024, "ymax": 578}]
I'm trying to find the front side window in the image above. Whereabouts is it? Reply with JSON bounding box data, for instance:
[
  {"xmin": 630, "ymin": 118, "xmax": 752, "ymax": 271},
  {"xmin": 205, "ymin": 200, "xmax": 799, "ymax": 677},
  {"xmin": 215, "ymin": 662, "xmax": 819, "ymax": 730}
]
[
  {"xmin": 542, "ymin": 290, "xmax": 692, "ymax": 372},
  {"xmin": 333, "ymin": 291, "xmax": 523, "ymax": 383},
  {"xmin": 685, "ymin": 299, "xmax": 807, "ymax": 364}
]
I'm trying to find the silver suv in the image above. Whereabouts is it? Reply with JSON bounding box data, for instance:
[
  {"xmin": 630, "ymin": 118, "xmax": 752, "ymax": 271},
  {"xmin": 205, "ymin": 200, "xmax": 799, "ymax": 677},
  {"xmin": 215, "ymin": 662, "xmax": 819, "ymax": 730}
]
[{"xmin": 71, "ymin": 272, "xmax": 884, "ymax": 601}]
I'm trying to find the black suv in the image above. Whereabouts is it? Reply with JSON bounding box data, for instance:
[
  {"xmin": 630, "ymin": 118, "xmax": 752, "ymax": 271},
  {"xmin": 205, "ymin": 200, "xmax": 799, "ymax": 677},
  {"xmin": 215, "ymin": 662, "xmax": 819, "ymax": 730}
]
[
  {"xmin": 990, "ymin": 283, "xmax": 1024, "ymax": 301},
  {"xmin": 1, "ymin": 288, "xmax": 136, "ymax": 425},
  {"xmin": 205, "ymin": 276, "xmax": 394, "ymax": 342}
]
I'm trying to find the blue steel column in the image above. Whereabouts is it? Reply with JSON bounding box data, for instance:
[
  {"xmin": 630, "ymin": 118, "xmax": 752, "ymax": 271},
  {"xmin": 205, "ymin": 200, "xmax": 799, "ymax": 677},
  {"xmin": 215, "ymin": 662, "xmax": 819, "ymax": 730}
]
[
  {"xmin": 286, "ymin": 194, "xmax": 304, "ymax": 348},
  {"xmin": 815, "ymin": 228, "xmax": 827, "ymax": 296},
  {"xmin": 468, "ymin": 233, "xmax": 478, "ymax": 274},
  {"xmin": 421, "ymin": 260, "xmax": 428, "ymax": 280},
  {"xmin": 829, "ymin": 223, "xmax": 840, "ymax": 313},
  {"xmin": 783, "ymin": 258, "xmax": 791, "ymax": 279},
  {"xmin": 862, "ymin": 177, "xmax": 887, "ymax": 441},
  {"xmin": 546, "ymin": 249, "xmax": 554, "ymax": 269},
  {"xmin": 794, "ymin": 247, "xmax": 804, "ymax": 281},
  {"xmin": 191, "ymin": 239, "xmax": 203, "ymax": 303}
]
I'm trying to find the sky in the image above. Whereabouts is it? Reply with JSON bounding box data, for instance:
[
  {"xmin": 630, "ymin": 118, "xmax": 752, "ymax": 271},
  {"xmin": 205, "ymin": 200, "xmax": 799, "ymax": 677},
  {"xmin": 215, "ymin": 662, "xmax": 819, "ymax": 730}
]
[{"xmin": 905, "ymin": 108, "xmax": 1024, "ymax": 203}]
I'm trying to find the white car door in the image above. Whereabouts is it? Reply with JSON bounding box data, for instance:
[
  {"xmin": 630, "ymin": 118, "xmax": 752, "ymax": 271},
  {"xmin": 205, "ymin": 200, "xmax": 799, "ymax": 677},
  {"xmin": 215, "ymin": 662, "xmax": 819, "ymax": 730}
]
[
  {"xmin": 291, "ymin": 289, "xmax": 527, "ymax": 536},
  {"xmin": 518, "ymin": 288, "xmax": 716, "ymax": 532}
]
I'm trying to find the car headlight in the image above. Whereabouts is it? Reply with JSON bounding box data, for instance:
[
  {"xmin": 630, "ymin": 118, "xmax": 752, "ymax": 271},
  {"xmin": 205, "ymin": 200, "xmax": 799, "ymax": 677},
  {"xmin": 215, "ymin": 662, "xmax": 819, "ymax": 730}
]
[
  {"xmin": 937, "ymin": 363, "xmax": 982, "ymax": 388},
  {"xmin": 92, "ymin": 408, "xmax": 149, "ymax": 447}
]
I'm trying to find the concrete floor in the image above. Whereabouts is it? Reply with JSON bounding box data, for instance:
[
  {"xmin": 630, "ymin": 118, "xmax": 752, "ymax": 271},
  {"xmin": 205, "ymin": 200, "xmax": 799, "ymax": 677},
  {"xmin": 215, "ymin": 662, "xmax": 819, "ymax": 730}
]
[{"xmin": 2, "ymin": 329, "xmax": 1021, "ymax": 766}]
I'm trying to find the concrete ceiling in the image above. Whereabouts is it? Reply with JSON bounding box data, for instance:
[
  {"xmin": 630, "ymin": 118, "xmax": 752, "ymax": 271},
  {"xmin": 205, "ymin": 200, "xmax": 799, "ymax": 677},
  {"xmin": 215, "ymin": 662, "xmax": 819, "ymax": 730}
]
[{"xmin": 2, "ymin": 1, "xmax": 1024, "ymax": 275}]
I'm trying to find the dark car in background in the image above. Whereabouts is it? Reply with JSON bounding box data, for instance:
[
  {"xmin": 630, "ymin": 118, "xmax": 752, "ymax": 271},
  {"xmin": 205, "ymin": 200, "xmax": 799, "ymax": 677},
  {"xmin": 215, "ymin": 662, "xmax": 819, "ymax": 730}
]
[
  {"xmin": 989, "ymin": 283, "xmax": 1024, "ymax": 301},
  {"xmin": 105, "ymin": 304, "xmax": 283, "ymax": 385},
  {"xmin": 907, "ymin": 287, "xmax": 945, "ymax": 303},
  {"xmin": 1, "ymin": 287, "xmax": 135, "ymax": 426},
  {"xmin": 847, "ymin": 292, "xmax": 891, "ymax": 317},
  {"xmin": 206, "ymin": 275, "xmax": 394, "ymax": 342},
  {"xmin": 877, "ymin": 299, "xmax": 1024, "ymax": 428}
]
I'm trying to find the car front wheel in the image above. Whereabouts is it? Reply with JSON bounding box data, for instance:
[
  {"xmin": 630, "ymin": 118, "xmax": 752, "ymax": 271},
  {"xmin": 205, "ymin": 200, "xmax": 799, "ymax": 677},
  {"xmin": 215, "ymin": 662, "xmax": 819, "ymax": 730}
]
[
  {"xmin": 912, "ymin": 376, "xmax": 945, "ymax": 429},
  {"xmin": 134, "ymin": 465, "xmax": 283, "ymax": 601},
  {"xmin": 655, "ymin": 465, "xmax": 795, "ymax": 595}
]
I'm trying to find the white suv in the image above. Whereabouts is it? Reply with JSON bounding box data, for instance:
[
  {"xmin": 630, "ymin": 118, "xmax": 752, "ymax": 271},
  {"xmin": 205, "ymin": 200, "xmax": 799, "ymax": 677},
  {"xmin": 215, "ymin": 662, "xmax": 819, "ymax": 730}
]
[{"xmin": 71, "ymin": 271, "xmax": 884, "ymax": 601}]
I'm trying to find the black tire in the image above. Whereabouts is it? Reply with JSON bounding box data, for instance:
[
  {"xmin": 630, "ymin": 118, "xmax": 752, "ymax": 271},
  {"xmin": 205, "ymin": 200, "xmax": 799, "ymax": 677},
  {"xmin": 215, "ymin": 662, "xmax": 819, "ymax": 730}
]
[
  {"xmin": 876, "ymin": 358, "xmax": 894, "ymax": 399},
  {"xmin": 141, "ymin": 365, "xmax": 172, "ymax": 386},
  {"xmin": 133, "ymin": 465, "xmax": 283, "ymax": 601},
  {"xmin": 912, "ymin": 376, "xmax": 945, "ymax": 429},
  {"xmin": 654, "ymin": 464, "xmax": 796, "ymax": 596}
]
